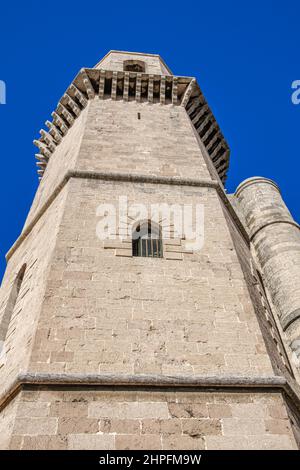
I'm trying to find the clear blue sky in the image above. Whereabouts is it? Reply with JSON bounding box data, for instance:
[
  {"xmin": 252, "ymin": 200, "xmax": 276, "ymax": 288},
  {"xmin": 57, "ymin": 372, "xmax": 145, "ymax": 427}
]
[{"xmin": 0, "ymin": 1, "xmax": 299, "ymax": 279}]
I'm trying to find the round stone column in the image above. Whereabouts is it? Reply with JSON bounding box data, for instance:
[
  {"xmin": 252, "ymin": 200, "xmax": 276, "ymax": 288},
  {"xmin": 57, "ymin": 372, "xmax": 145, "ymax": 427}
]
[{"xmin": 235, "ymin": 177, "xmax": 300, "ymax": 363}]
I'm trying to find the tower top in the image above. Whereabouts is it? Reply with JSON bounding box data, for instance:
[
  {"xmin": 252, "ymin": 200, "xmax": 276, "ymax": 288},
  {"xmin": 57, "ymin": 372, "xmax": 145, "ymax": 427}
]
[
  {"xmin": 94, "ymin": 50, "xmax": 172, "ymax": 76},
  {"xmin": 33, "ymin": 50, "xmax": 230, "ymax": 185}
]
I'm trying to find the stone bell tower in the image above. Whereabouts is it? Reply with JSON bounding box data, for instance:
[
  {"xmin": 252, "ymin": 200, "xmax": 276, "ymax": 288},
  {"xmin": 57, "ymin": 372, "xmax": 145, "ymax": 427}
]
[{"xmin": 0, "ymin": 51, "xmax": 300, "ymax": 450}]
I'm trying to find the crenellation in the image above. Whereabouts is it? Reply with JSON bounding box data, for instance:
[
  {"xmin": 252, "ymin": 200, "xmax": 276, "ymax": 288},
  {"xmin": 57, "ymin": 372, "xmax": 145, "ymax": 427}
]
[
  {"xmin": 45, "ymin": 122, "xmax": 62, "ymax": 144},
  {"xmin": 172, "ymin": 77, "xmax": 178, "ymax": 105},
  {"xmin": 135, "ymin": 73, "xmax": 141, "ymax": 102},
  {"xmin": 111, "ymin": 71, "xmax": 118, "ymax": 100},
  {"xmin": 32, "ymin": 65, "xmax": 229, "ymax": 184},
  {"xmin": 57, "ymin": 103, "xmax": 75, "ymax": 126},
  {"xmin": 68, "ymin": 83, "xmax": 88, "ymax": 107},
  {"xmin": 61, "ymin": 94, "xmax": 81, "ymax": 117},
  {"xmin": 80, "ymin": 69, "xmax": 95, "ymax": 99},
  {"xmin": 181, "ymin": 78, "xmax": 196, "ymax": 108},
  {"xmin": 39, "ymin": 129, "xmax": 57, "ymax": 151},
  {"xmin": 190, "ymin": 104, "xmax": 209, "ymax": 125},
  {"xmin": 51, "ymin": 111, "xmax": 68, "ymax": 135},
  {"xmin": 160, "ymin": 76, "xmax": 166, "ymax": 105}
]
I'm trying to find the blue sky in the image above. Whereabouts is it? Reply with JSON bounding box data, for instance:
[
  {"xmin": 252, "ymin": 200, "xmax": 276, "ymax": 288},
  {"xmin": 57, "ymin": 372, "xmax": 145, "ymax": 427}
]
[{"xmin": 0, "ymin": 1, "xmax": 299, "ymax": 279}]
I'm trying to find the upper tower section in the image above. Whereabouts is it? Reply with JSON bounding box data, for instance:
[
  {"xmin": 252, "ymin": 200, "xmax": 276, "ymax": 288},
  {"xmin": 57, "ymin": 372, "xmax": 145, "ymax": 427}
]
[
  {"xmin": 32, "ymin": 50, "xmax": 230, "ymax": 191},
  {"xmin": 94, "ymin": 50, "xmax": 172, "ymax": 76}
]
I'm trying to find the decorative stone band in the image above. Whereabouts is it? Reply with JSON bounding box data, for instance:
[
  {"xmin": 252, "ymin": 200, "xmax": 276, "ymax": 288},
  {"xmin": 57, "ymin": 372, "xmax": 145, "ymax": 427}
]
[
  {"xmin": 33, "ymin": 68, "xmax": 230, "ymax": 184},
  {"xmin": 6, "ymin": 170, "xmax": 249, "ymax": 261},
  {"xmin": 250, "ymin": 220, "xmax": 300, "ymax": 244},
  {"xmin": 1, "ymin": 372, "xmax": 300, "ymax": 415}
]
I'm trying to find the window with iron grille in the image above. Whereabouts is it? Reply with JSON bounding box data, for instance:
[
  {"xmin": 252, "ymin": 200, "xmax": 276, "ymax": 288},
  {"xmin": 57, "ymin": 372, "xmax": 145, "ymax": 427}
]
[{"xmin": 132, "ymin": 221, "xmax": 163, "ymax": 258}]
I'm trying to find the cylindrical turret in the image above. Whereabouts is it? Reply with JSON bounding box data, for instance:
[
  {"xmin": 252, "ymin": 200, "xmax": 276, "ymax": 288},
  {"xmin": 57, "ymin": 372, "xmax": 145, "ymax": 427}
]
[{"xmin": 235, "ymin": 177, "xmax": 300, "ymax": 363}]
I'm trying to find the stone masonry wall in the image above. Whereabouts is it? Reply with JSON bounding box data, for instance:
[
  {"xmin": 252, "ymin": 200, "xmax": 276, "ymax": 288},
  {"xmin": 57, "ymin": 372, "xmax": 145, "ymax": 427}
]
[
  {"xmin": 77, "ymin": 100, "xmax": 211, "ymax": 180},
  {"xmin": 95, "ymin": 52, "xmax": 171, "ymax": 75},
  {"xmin": 23, "ymin": 98, "xmax": 211, "ymax": 235},
  {"xmin": 221, "ymin": 197, "xmax": 296, "ymax": 379},
  {"xmin": 0, "ymin": 394, "xmax": 19, "ymax": 450},
  {"xmin": 24, "ymin": 106, "xmax": 89, "ymax": 229},
  {"xmin": 26, "ymin": 177, "xmax": 274, "ymax": 377},
  {"xmin": 235, "ymin": 178, "xmax": 300, "ymax": 368},
  {"xmin": 6, "ymin": 388, "xmax": 297, "ymax": 450},
  {"xmin": 0, "ymin": 186, "xmax": 68, "ymax": 396},
  {"xmin": 2, "ymin": 53, "xmax": 300, "ymax": 449}
]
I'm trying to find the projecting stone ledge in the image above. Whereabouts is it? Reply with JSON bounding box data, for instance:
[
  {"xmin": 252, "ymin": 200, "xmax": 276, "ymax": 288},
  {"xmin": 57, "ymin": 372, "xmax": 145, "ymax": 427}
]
[{"xmin": 2, "ymin": 372, "xmax": 300, "ymax": 414}]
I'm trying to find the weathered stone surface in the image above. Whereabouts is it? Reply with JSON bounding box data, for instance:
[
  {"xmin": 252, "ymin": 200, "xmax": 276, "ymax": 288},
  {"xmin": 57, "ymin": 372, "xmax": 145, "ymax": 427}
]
[
  {"xmin": 13, "ymin": 418, "xmax": 58, "ymax": 436},
  {"xmin": 68, "ymin": 434, "xmax": 114, "ymax": 450},
  {"xmin": 0, "ymin": 51, "xmax": 299, "ymax": 450},
  {"xmin": 115, "ymin": 434, "xmax": 161, "ymax": 450},
  {"xmin": 1, "ymin": 388, "xmax": 297, "ymax": 449},
  {"xmin": 235, "ymin": 177, "xmax": 300, "ymax": 358}
]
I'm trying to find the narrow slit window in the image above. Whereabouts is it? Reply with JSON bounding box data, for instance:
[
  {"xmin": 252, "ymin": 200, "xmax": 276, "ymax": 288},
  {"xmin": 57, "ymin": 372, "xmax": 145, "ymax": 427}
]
[{"xmin": 132, "ymin": 221, "xmax": 163, "ymax": 258}]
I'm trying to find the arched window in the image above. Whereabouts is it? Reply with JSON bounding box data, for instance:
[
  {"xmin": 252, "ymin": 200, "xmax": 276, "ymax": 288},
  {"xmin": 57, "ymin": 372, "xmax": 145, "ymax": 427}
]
[
  {"xmin": 123, "ymin": 60, "xmax": 146, "ymax": 73},
  {"xmin": 132, "ymin": 221, "xmax": 163, "ymax": 258}
]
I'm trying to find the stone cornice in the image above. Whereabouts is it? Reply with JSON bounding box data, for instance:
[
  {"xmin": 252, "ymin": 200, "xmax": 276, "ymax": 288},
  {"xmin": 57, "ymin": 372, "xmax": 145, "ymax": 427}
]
[
  {"xmin": 33, "ymin": 69, "xmax": 230, "ymax": 184},
  {"xmin": 6, "ymin": 171, "xmax": 248, "ymax": 261},
  {"xmin": 1, "ymin": 372, "xmax": 300, "ymax": 416}
]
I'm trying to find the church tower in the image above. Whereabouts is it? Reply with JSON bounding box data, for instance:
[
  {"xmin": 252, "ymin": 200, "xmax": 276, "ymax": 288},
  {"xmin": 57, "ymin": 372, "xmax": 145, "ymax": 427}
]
[{"xmin": 0, "ymin": 51, "xmax": 300, "ymax": 450}]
